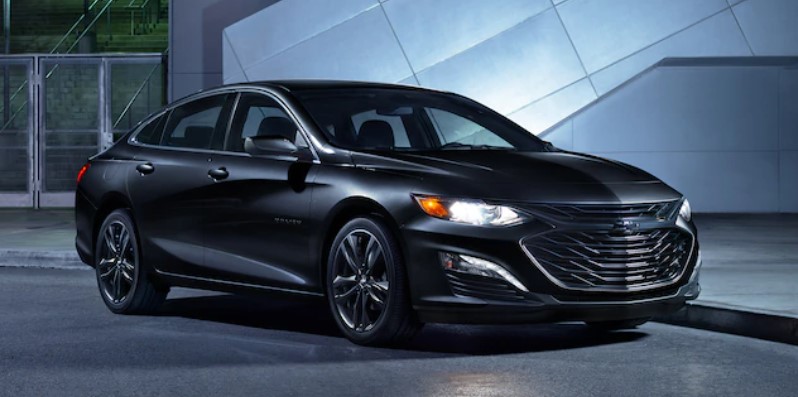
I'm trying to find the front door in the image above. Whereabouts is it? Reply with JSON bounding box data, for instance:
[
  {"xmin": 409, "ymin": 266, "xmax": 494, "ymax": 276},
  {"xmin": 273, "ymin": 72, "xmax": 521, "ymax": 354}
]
[{"xmin": 201, "ymin": 92, "xmax": 319, "ymax": 292}]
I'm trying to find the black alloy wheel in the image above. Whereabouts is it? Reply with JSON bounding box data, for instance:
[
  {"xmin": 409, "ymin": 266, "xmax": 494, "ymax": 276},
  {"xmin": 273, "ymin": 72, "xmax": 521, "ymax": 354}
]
[
  {"xmin": 95, "ymin": 209, "xmax": 167, "ymax": 314},
  {"xmin": 326, "ymin": 217, "xmax": 421, "ymax": 345}
]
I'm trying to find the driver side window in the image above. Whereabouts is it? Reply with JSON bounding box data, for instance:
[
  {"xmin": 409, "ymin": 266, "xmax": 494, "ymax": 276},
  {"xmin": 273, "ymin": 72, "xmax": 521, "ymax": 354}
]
[{"xmin": 225, "ymin": 93, "xmax": 308, "ymax": 152}]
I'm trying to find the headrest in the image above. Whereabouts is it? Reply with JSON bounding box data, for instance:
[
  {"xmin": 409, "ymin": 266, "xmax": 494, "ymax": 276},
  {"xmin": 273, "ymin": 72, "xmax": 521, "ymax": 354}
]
[
  {"xmin": 257, "ymin": 117, "xmax": 296, "ymax": 141},
  {"xmin": 357, "ymin": 120, "xmax": 394, "ymax": 148},
  {"xmin": 183, "ymin": 126, "xmax": 214, "ymax": 148}
]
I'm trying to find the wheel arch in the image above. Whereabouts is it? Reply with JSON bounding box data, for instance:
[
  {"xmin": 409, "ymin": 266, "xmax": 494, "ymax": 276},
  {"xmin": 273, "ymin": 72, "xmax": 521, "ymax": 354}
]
[
  {"xmin": 92, "ymin": 192, "xmax": 135, "ymax": 256},
  {"xmin": 318, "ymin": 196, "xmax": 406, "ymax": 295}
]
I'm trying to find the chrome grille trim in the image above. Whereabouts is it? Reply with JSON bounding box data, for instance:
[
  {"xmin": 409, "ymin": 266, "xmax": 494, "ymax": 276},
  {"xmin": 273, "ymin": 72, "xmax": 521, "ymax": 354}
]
[
  {"xmin": 521, "ymin": 228, "xmax": 695, "ymax": 293},
  {"xmin": 520, "ymin": 200, "xmax": 681, "ymax": 223}
]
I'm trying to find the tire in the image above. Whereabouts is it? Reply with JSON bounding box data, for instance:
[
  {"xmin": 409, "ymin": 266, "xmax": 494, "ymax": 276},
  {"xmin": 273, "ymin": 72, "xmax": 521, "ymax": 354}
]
[
  {"xmin": 95, "ymin": 209, "xmax": 167, "ymax": 314},
  {"xmin": 586, "ymin": 317, "xmax": 650, "ymax": 331},
  {"xmin": 326, "ymin": 217, "xmax": 421, "ymax": 346}
]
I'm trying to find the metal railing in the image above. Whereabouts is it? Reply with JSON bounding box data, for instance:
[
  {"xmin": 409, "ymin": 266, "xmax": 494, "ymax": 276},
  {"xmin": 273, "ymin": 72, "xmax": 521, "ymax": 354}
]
[
  {"xmin": 1, "ymin": 1, "xmax": 122, "ymax": 133},
  {"xmin": 0, "ymin": 88, "xmax": 26, "ymax": 132},
  {"xmin": 50, "ymin": 0, "xmax": 108, "ymax": 55}
]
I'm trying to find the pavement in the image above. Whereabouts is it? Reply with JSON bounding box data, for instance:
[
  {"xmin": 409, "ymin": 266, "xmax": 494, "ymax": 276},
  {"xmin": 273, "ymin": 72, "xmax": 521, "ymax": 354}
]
[
  {"xmin": 1, "ymin": 267, "xmax": 796, "ymax": 397},
  {"xmin": 0, "ymin": 209, "xmax": 82, "ymax": 268},
  {"xmin": 657, "ymin": 215, "xmax": 798, "ymax": 345},
  {"xmin": 0, "ymin": 209, "xmax": 796, "ymax": 345}
]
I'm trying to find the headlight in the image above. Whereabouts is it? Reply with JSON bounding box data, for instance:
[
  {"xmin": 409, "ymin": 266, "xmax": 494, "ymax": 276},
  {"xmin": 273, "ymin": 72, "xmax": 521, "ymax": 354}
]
[
  {"xmin": 679, "ymin": 199, "xmax": 692, "ymax": 221},
  {"xmin": 413, "ymin": 195, "xmax": 526, "ymax": 226}
]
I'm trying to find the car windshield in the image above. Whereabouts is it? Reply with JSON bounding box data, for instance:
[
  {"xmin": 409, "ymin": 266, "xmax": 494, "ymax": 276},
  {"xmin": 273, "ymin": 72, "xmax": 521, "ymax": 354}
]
[{"xmin": 293, "ymin": 88, "xmax": 545, "ymax": 152}]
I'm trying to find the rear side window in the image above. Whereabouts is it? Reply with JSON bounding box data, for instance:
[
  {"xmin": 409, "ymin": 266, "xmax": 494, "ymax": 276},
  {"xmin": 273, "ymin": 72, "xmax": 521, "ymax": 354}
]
[
  {"xmin": 161, "ymin": 94, "xmax": 228, "ymax": 150},
  {"xmin": 131, "ymin": 113, "xmax": 167, "ymax": 145}
]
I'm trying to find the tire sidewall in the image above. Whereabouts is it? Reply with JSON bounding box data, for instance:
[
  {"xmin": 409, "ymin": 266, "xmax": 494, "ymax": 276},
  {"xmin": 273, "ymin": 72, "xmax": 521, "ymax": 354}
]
[
  {"xmin": 95, "ymin": 209, "xmax": 141, "ymax": 314},
  {"xmin": 326, "ymin": 217, "xmax": 406, "ymax": 344}
]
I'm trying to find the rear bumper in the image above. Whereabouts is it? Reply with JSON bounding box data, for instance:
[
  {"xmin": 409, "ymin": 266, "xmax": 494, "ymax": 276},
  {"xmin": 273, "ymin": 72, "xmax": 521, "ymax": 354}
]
[
  {"xmin": 74, "ymin": 188, "xmax": 96, "ymax": 267},
  {"xmin": 76, "ymin": 238, "xmax": 93, "ymax": 267}
]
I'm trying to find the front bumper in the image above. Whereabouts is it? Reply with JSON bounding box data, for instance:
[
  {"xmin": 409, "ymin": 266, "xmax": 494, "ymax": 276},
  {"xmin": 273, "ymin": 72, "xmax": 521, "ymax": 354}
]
[
  {"xmin": 401, "ymin": 214, "xmax": 701, "ymax": 325},
  {"xmin": 414, "ymin": 279, "xmax": 700, "ymax": 324}
]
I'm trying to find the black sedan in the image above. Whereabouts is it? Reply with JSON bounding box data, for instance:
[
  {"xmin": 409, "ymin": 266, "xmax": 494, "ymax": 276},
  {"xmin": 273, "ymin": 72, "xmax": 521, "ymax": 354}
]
[{"xmin": 75, "ymin": 81, "xmax": 701, "ymax": 346}]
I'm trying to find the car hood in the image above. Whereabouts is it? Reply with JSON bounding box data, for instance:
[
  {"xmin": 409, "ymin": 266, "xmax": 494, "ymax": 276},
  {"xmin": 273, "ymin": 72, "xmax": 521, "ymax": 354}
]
[{"xmin": 351, "ymin": 150, "xmax": 681, "ymax": 203}]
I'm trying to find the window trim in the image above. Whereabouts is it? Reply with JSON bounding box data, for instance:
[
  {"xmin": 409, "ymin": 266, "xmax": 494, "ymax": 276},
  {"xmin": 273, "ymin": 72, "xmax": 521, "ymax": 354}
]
[
  {"xmin": 128, "ymin": 109, "xmax": 170, "ymax": 145},
  {"xmin": 127, "ymin": 87, "xmax": 321, "ymax": 163},
  {"xmin": 223, "ymin": 92, "xmax": 310, "ymax": 154},
  {"xmin": 157, "ymin": 93, "xmax": 231, "ymax": 150}
]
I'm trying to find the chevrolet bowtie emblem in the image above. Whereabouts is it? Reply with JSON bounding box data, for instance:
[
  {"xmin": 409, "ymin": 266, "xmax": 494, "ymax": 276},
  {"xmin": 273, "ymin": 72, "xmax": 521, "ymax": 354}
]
[{"xmin": 611, "ymin": 219, "xmax": 639, "ymax": 235}]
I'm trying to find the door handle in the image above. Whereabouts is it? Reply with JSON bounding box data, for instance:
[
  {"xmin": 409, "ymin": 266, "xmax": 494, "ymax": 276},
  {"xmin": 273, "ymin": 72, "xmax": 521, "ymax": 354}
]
[
  {"xmin": 208, "ymin": 167, "xmax": 229, "ymax": 181},
  {"xmin": 136, "ymin": 162, "xmax": 155, "ymax": 175}
]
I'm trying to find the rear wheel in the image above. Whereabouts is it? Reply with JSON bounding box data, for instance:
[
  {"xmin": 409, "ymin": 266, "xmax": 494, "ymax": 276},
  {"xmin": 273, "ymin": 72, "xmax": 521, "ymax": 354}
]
[
  {"xmin": 95, "ymin": 209, "xmax": 167, "ymax": 314},
  {"xmin": 326, "ymin": 217, "xmax": 421, "ymax": 346},
  {"xmin": 586, "ymin": 317, "xmax": 650, "ymax": 331}
]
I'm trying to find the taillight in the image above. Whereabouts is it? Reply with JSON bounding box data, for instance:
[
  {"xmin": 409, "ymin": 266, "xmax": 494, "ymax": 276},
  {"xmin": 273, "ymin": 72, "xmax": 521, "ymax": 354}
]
[{"xmin": 77, "ymin": 163, "xmax": 90, "ymax": 184}]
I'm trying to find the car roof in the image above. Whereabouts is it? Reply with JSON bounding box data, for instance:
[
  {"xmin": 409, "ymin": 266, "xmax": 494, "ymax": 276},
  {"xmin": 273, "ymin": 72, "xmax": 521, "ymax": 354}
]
[
  {"xmin": 254, "ymin": 79, "xmax": 428, "ymax": 91},
  {"xmin": 211, "ymin": 79, "xmax": 450, "ymax": 94}
]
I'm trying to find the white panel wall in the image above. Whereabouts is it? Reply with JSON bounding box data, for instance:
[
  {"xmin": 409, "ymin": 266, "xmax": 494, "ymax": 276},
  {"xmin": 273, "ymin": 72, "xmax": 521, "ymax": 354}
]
[
  {"xmin": 544, "ymin": 62, "xmax": 797, "ymax": 213},
  {"xmin": 588, "ymin": 10, "xmax": 750, "ymax": 95},
  {"xmin": 222, "ymin": 0, "xmax": 378, "ymax": 81},
  {"xmin": 733, "ymin": 0, "xmax": 798, "ymax": 55},
  {"xmin": 382, "ymin": 0, "xmax": 551, "ymax": 73},
  {"xmin": 414, "ymin": 8, "xmax": 585, "ymax": 114},
  {"xmin": 169, "ymin": 0, "xmax": 280, "ymax": 100},
  {"xmin": 223, "ymin": 0, "xmax": 797, "ymax": 134},
  {"xmin": 779, "ymin": 68, "xmax": 798, "ymax": 212},
  {"xmin": 556, "ymin": 0, "xmax": 729, "ymax": 73}
]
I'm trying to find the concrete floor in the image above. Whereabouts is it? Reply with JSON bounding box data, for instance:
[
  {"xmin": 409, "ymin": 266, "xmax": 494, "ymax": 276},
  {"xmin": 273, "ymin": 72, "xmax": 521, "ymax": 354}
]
[
  {"xmin": 0, "ymin": 209, "xmax": 74, "ymax": 251},
  {"xmin": 693, "ymin": 214, "xmax": 798, "ymax": 317},
  {"xmin": 1, "ymin": 267, "xmax": 796, "ymax": 397}
]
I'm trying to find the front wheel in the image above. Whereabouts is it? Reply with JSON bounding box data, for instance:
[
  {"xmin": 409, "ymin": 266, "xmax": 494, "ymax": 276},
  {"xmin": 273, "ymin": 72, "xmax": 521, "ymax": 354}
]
[
  {"xmin": 95, "ymin": 209, "xmax": 167, "ymax": 314},
  {"xmin": 326, "ymin": 217, "xmax": 421, "ymax": 346}
]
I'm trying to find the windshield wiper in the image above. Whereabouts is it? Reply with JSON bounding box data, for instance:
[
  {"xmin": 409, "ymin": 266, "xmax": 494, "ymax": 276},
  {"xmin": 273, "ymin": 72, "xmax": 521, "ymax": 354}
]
[{"xmin": 439, "ymin": 142, "xmax": 512, "ymax": 150}]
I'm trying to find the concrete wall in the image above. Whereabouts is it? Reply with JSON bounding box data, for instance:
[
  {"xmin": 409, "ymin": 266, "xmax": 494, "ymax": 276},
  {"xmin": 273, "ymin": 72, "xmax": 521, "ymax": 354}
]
[{"xmin": 168, "ymin": 0, "xmax": 279, "ymax": 101}]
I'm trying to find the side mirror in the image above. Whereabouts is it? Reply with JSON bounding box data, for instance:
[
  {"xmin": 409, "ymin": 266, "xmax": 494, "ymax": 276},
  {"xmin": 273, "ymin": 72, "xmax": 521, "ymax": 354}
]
[{"xmin": 244, "ymin": 135, "xmax": 298, "ymax": 157}]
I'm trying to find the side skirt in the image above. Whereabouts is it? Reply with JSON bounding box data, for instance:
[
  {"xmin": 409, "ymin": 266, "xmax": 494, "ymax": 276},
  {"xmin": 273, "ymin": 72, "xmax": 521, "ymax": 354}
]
[{"xmin": 153, "ymin": 269, "xmax": 325, "ymax": 299}]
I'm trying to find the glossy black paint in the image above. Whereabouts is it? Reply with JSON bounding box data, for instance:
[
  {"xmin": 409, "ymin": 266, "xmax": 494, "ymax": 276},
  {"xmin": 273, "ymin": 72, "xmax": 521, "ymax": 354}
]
[{"xmin": 76, "ymin": 81, "xmax": 700, "ymax": 324}]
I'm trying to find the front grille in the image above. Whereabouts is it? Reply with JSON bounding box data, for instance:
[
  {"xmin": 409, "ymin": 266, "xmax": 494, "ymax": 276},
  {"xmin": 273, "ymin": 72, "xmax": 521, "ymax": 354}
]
[
  {"xmin": 524, "ymin": 201, "xmax": 679, "ymax": 222},
  {"xmin": 522, "ymin": 228, "xmax": 693, "ymax": 292},
  {"xmin": 444, "ymin": 271, "xmax": 526, "ymax": 302}
]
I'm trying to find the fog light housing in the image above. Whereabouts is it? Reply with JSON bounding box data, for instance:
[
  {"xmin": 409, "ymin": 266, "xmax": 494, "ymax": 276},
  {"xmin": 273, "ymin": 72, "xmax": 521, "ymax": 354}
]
[{"xmin": 440, "ymin": 252, "xmax": 528, "ymax": 292}]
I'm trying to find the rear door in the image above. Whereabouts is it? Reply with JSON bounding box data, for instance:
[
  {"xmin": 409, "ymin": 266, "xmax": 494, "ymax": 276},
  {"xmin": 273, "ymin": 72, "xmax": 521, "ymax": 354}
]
[
  {"xmin": 127, "ymin": 93, "xmax": 232, "ymax": 276},
  {"xmin": 200, "ymin": 92, "xmax": 319, "ymax": 292}
]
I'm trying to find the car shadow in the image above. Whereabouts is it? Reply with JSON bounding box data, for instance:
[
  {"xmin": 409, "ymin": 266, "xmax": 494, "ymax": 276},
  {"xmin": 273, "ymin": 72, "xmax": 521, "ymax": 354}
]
[{"xmin": 156, "ymin": 292, "xmax": 648, "ymax": 357}]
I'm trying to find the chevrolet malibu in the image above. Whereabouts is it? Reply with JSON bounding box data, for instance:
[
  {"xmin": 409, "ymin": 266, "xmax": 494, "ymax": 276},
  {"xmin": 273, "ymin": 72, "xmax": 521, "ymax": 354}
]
[{"xmin": 75, "ymin": 81, "xmax": 701, "ymax": 346}]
